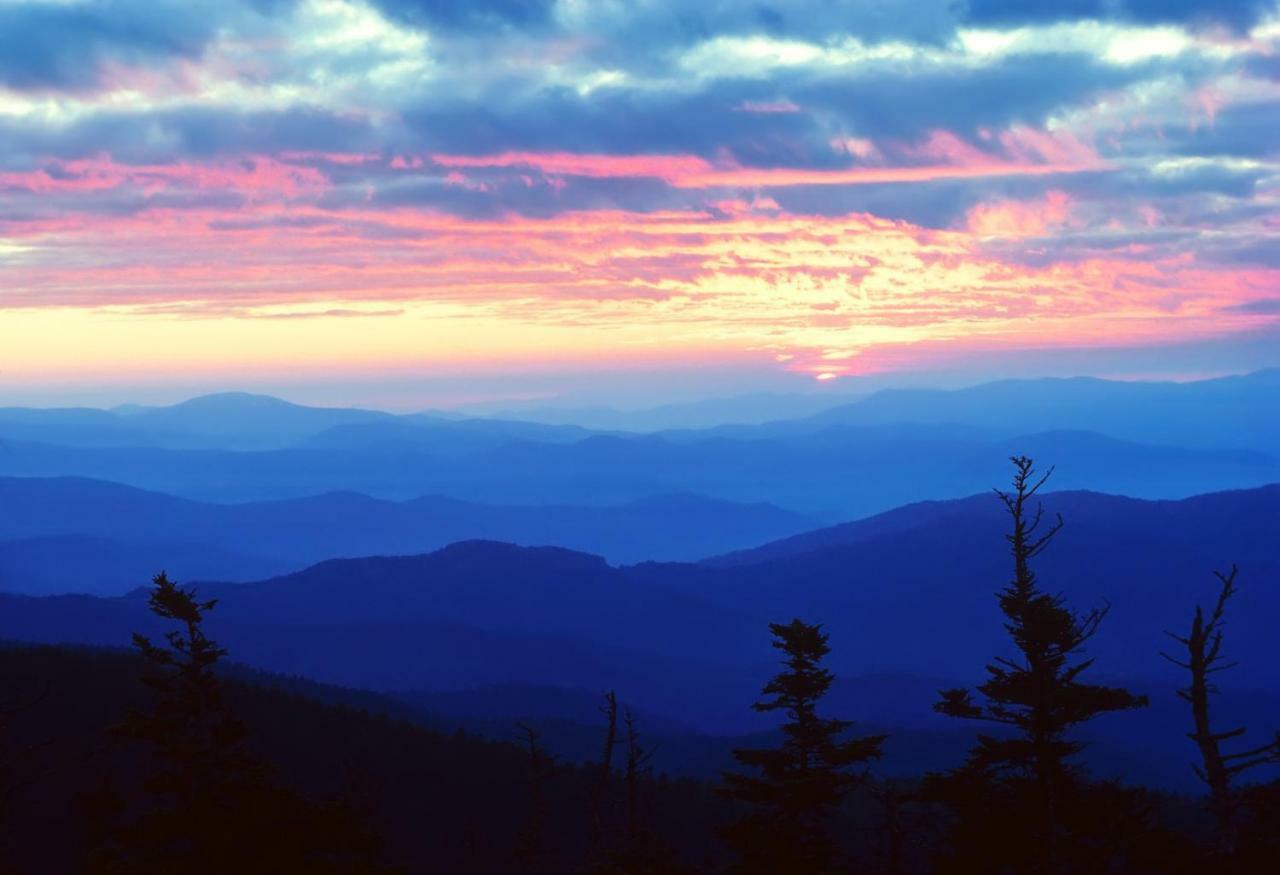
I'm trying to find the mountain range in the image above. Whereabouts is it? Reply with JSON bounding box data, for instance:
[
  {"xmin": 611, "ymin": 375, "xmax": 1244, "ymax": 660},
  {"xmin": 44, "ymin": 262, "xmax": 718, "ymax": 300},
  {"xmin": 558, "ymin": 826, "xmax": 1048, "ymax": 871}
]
[
  {"xmin": 2, "ymin": 481, "xmax": 1277, "ymax": 791},
  {"xmin": 3, "ymin": 372, "xmax": 1279, "ymax": 791},
  {"xmin": 2, "ymin": 372, "xmax": 1276, "ymax": 516},
  {"xmin": 0, "ymin": 477, "xmax": 816, "ymax": 593}
]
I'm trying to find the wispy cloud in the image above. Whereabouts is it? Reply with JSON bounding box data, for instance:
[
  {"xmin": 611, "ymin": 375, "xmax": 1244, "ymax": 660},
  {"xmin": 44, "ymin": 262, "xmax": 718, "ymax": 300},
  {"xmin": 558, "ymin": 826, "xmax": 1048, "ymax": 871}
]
[{"xmin": 1, "ymin": 0, "xmax": 1278, "ymax": 389}]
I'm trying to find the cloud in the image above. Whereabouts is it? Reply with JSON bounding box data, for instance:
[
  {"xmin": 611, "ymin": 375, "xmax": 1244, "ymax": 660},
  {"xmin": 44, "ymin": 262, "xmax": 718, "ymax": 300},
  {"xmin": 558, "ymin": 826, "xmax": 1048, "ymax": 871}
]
[
  {"xmin": 1223, "ymin": 297, "xmax": 1280, "ymax": 313},
  {"xmin": 967, "ymin": 190, "xmax": 1073, "ymax": 236},
  {"xmin": 429, "ymin": 141, "xmax": 1102, "ymax": 189},
  {"xmin": 960, "ymin": 0, "xmax": 1275, "ymax": 32},
  {"xmin": 2, "ymin": 0, "xmax": 1278, "ymax": 385},
  {"xmin": 370, "ymin": 0, "xmax": 556, "ymax": 31},
  {"xmin": 0, "ymin": 0, "xmax": 270, "ymax": 91}
]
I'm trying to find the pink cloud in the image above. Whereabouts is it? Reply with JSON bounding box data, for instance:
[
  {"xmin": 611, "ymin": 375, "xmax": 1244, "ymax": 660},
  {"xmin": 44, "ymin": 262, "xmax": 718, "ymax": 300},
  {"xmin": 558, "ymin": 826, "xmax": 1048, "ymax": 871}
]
[
  {"xmin": 907, "ymin": 130, "xmax": 996, "ymax": 166},
  {"xmin": 967, "ymin": 190, "xmax": 1073, "ymax": 237},
  {"xmin": 830, "ymin": 137, "xmax": 881, "ymax": 161},
  {"xmin": 278, "ymin": 151, "xmax": 382, "ymax": 166},
  {"xmin": 430, "ymin": 126, "xmax": 1104, "ymax": 191},
  {"xmin": 734, "ymin": 100, "xmax": 802, "ymax": 114},
  {"xmin": 3, "ymin": 150, "xmax": 1272, "ymax": 385},
  {"xmin": 997, "ymin": 126, "xmax": 1099, "ymax": 166},
  {"xmin": 1188, "ymin": 86, "xmax": 1224, "ymax": 132},
  {"xmin": 431, "ymin": 149, "xmax": 1096, "ymax": 189}
]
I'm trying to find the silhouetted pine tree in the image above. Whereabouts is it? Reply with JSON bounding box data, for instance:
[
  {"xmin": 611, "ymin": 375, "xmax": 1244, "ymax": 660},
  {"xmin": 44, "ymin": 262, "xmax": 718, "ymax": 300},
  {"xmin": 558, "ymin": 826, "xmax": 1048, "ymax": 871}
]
[
  {"xmin": 590, "ymin": 705, "xmax": 686, "ymax": 874},
  {"xmin": 720, "ymin": 619, "xmax": 885, "ymax": 874},
  {"xmin": 86, "ymin": 572, "xmax": 389, "ymax": 874},
  {"xmin": 622, "ymin": 706, "xmax": 654, "ymax": 858},
  {"xmin": 929, "ymin": 456, "xmax": 1147, "ymax": 874},
  {"xmin": 1161, "ymin": 565, "xmax": 1280, "ymax": 863},
  {"xmin": 514, "ymin": 722, "xmax": 558, "ymax": 875},
  {"xmin": 589, "ymin": 689, "xmax": 620, "ymax": 856}
]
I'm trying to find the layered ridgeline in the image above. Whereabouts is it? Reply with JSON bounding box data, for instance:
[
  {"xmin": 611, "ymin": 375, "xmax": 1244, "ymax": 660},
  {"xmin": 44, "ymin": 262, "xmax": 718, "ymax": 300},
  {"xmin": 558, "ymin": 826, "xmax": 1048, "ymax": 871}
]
[
  {"xmin": 0, "ymin": 478, "xmax": 815, "ymax": 592},
  {"xmin": 2, "ymin": 484, "xmax": 1277, "ymax": 789},
  {"xmin": 1, "ymin": 372, "xmax": 1277, "ymax": 514}
]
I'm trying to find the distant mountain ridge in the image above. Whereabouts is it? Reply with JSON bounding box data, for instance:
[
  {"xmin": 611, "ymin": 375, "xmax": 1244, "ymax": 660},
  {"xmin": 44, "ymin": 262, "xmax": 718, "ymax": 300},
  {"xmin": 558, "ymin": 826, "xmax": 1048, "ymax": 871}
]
[
  {"xmin": 702, "ymin": 369, "xmax": 1280, "ymax": 450},
  {"xmin": 1, "ymin": 391, "xmax": 596, "ymax": 452},
  {"xmin": 5, "ymin": 369, "xmax": 1278, "ymax": 452},
  {"xmin": 3, "ymin": 482, "xmax": 1278, "ymax": 738},
  {"xmin": 0, "ymin": 476, "xmax": 817, "ymax": 592},
  {"xmin": 1, "ymin": 423, "xmax": 1273, "ymax": 514},
  {"xmin": 3, "ymin": 372, "xmax": 1277, "ymax": 514}
]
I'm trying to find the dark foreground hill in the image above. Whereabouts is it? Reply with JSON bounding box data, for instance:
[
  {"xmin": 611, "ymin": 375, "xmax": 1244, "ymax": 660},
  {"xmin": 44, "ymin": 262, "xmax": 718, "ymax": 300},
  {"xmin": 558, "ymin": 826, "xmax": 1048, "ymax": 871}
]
[{"xmin": 0, "ymin": 644, "xmax": 731, "ymax": 874}]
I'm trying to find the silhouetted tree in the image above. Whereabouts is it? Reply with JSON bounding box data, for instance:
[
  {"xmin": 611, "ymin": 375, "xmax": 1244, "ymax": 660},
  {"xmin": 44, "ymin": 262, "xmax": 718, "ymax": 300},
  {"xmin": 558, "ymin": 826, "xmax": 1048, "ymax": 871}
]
[
  {"xmin": 591, "ymin": 705, "xmax": 685, "ymax": 874},
  {"xmin": 721, "ymin": 619, "xmax": 885, "ymax": 874},
  {"xmin": 514, "ymin": 722, "xmax": 557, "ymax": 874},
  {"xmin": 87, "ymin": 572, "xmax": 388, "ymax": 874},
  {"xmin": 1161, "ymin": 565, "xmax": 1280, "ymax": 860},
  {"xmin": 590, "ymin": 689, "xmax": 620, "ymax": 854},
  {"xmin": 931, "ymin": 457, "xmax": 1147, "ymax": 874},
  {"xmin": 623, "ymin": 706, "xmax": 653, "ymax": 855}
]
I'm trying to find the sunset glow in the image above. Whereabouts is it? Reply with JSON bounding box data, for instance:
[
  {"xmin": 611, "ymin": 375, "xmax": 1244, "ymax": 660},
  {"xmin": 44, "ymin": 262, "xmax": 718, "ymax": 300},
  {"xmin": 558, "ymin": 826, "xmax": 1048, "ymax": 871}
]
[{"xmin": 2, "ymin": 0, "xmax": 1278, "ymax": 404}]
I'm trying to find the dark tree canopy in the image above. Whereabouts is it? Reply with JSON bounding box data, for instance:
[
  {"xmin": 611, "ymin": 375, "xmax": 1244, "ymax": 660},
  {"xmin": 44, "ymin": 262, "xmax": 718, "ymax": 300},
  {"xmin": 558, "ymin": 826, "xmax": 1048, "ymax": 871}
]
[
  {"xmin": 1162, "ymin": 565, "xmax": 1280, "ymax": 860},
  {"xmin": 937, "ymin": 457, "xmax": 1146, "ymax": 778},
  {"xmin": 931, "ymin": 457, "xmax": 1148, "ymax": 873},
  {"xmin": 87, "ymin": 572, "xmax": 387, "ymax": 875},
  {"xmin": 721, "ymin": 619, "xmax": 885, "ymax": 874}
]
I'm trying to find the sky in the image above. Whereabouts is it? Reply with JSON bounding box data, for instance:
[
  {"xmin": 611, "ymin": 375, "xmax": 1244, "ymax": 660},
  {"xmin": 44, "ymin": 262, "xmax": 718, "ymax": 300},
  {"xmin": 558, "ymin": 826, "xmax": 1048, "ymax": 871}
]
[{"xmin": 1, "ymin": 0, "xmax": 1278, "ymax": 409}]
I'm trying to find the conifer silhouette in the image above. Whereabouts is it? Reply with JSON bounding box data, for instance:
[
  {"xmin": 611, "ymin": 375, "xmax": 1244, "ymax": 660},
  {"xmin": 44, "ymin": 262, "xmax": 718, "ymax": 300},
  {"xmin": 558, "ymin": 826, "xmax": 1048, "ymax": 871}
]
[
  {"xmin": 514, "ymin": 722, "xmax": 558, "ymax": 875},
  {"xmin": 721, "ymin": 619, "xmax": 885, "ymax": 874},
  {"xmin": 589, "ymin": 689, "xmax": 620, "ymax": 855},
  {"xmin": 622, "ymin": 706, "xmax": 654, "ymax": 857},
  {"xmin": 1162, "ymin": 565, "xmax": 1280, "ymax": 862},
  {"xmin": 931, "ymin": 456, "xmax": 1147, "ymax": 874},
  {"xmin": 87, "ymin": 572, "xmax": 388, "ymax": 874}
]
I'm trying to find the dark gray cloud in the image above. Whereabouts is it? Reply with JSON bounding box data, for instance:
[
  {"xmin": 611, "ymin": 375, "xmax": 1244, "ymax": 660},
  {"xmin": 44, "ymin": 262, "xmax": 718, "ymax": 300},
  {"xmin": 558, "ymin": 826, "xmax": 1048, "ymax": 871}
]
[
  {"xmin": 1169, "ymin": 104, "xmax": 1280, "ymax": 160},
  {"xmin": 402, "ymin": 85, "xmax": 827, "ymax": 161},
  {"xmin": 0, "ymin": 0, "xmax": 1273, "ymax": 235},
  {"xmin": 369, "ymin": 0, "xmax": 556, "ymax": 31},
  {"xmin": 0, "ymin": 0, "xmax": 284, "ymax": 91},
  {"xmin": 373, "ymin": 0, "xmax": 957, "ymax": 47},
  {"xmin": 0, "ymin": 106, "xmax": 376, "ymax": 167},
  {"xmin": 0, "ymin": 1, "xmax": 209, "ymax": 90},
  {"xmin": 960, "ymin": 0, "xmax": 1275, "ymax": 32},
  {"xmin": 1205, "ymin": 242, "xmax": 1280, "ymax": 269},
  {"xmin": 791, "ymin": 54, "xmax": 1142, "ymax": 140},
  {"xmin": 364, "ymin": 166, "xmax": 686, "ymax": 219},
  {"xmin": 1223, "ymin": 297, "xmax": 1280, "ymax": 313},
  {"xmin": 402, "ymin": 52, "xmax": 1140, "ymax": 164}
]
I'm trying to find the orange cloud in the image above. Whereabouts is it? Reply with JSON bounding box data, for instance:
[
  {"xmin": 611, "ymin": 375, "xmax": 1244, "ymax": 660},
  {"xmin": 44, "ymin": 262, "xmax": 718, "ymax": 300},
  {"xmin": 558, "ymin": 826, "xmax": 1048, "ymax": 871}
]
[{"xmin": 3, "ymin": 195, "xmax": 1275, "ymax": 388}]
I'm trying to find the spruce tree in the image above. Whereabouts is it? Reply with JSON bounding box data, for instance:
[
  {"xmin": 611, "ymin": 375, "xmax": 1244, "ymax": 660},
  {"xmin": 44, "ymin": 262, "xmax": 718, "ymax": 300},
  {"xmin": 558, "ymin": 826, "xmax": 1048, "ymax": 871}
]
[
  {"xmin": 721, "ymin": 619, "xmax": 885, "ymax": 874},
  {"xmin": 88, "ymin": 572, "xmax": 388, "ymax": 874},
  {"xmin": 931, "ymin": 456, "xmax": 1147, "ymax": 874}
]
